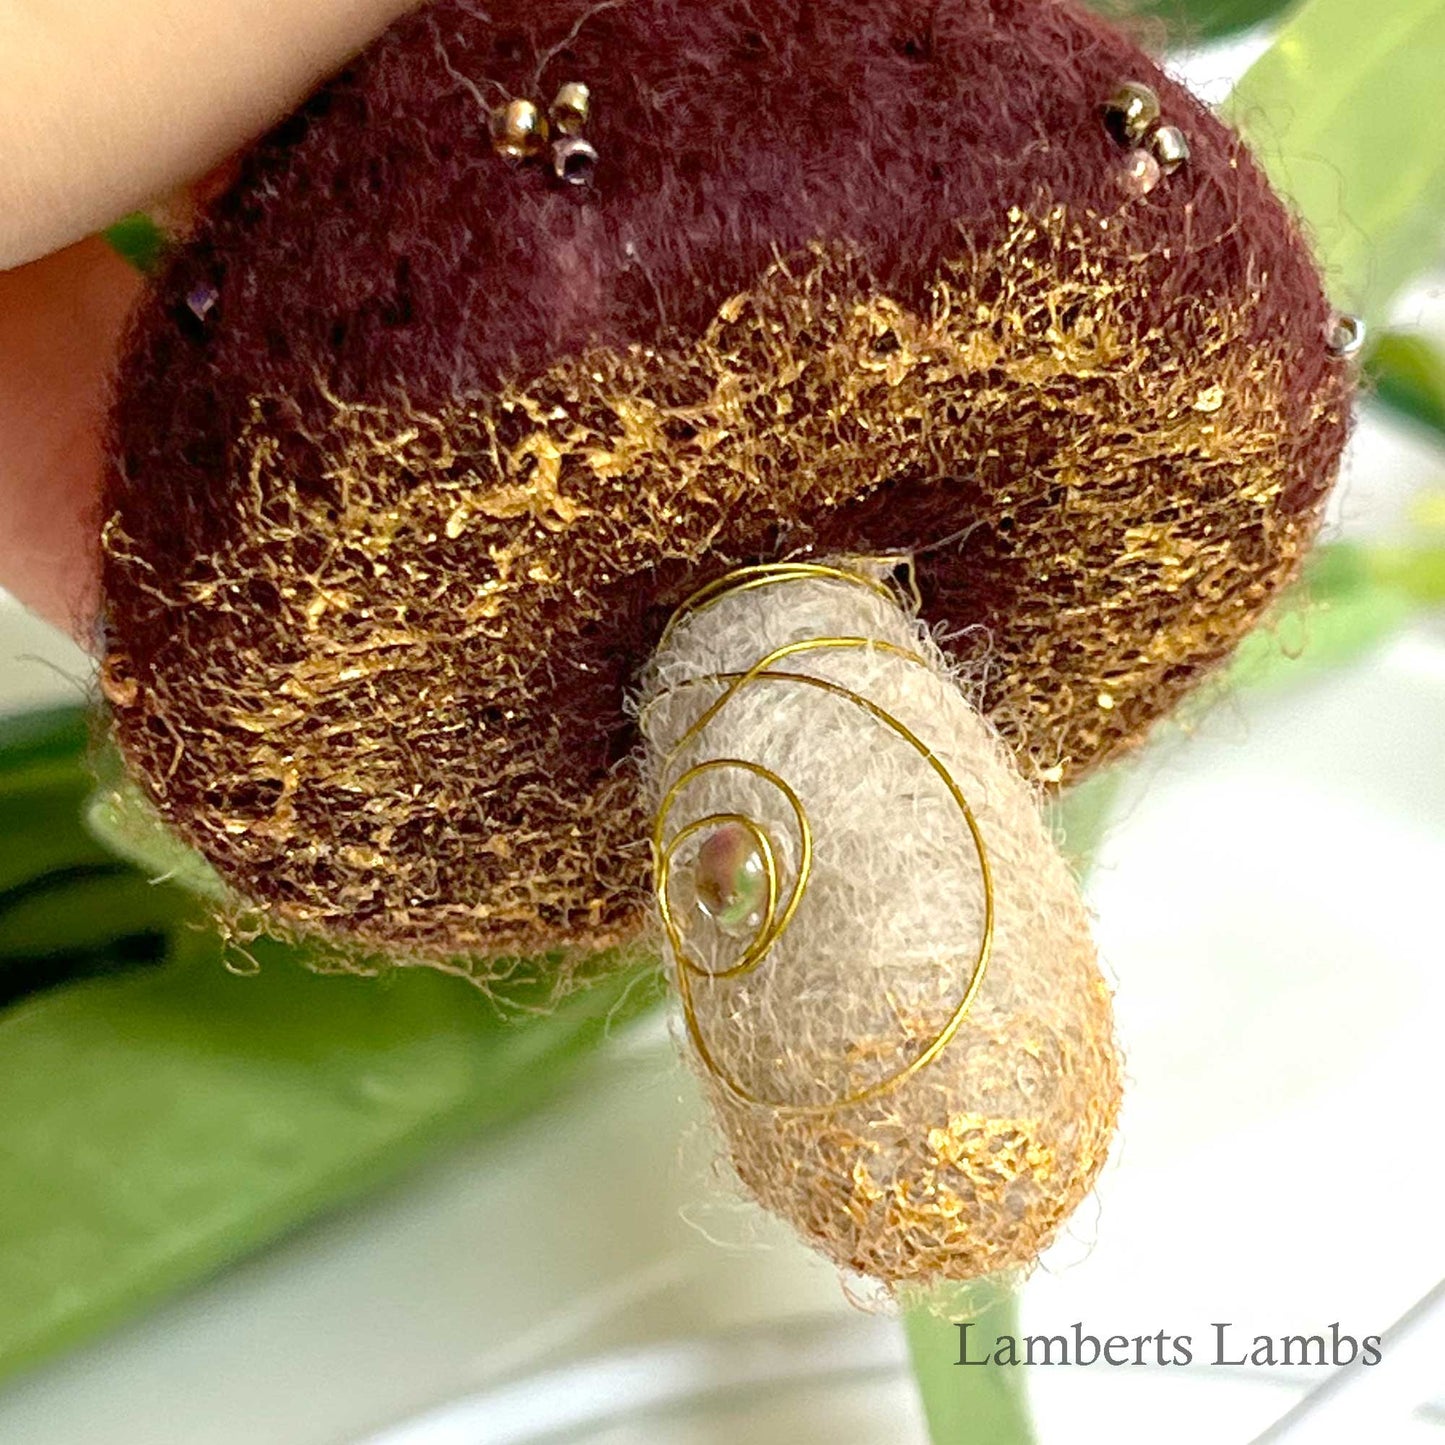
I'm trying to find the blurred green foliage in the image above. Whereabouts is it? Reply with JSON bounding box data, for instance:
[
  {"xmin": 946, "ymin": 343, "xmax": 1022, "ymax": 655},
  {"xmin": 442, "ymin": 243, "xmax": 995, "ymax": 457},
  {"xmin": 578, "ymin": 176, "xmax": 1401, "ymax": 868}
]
[
  {"xmin": 906, "ymin": 1292, "xmax": 1037, "ymax": 1445},
  {"xmin": 1227, "ymin": 0, "xmax": 1445, "ymax": 320},
  {"xmin": 1101, "ymin": 0, "xmax": 1292, "ymax": 41},
  {"xmin": 1367, "ymin": 332, "xmax": 1445, "ymax": 442},
  {"xmin": 0, "ymin": 708, "xmax": 662, "ymax": 1387},
  {"xmin": 100, "ymin": 213, "xmax": 167, "ymax": 275}
]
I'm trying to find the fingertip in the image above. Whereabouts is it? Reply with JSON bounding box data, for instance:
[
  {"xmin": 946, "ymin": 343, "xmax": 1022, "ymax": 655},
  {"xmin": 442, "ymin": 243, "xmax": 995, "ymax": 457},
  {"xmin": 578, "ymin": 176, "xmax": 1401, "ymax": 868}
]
[{"xmin": 0, "ymin": 238, "xmax": 144, "ymax": 644}]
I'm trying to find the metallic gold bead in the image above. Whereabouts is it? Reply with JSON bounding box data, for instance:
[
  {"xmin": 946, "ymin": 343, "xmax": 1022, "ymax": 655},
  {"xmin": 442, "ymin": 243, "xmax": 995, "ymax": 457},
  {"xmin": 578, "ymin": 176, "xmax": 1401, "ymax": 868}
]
[
  {"xmin": 1117, "ymin": 148, "xmax": 1161, "ymax": 198},
  {"xmin": 1150, "ymin": 124, "xmax": 1190, "ymax": 175},
  {"xmin": 1324, "ymin": 311, "xmax": 1366, "ymax": 357},
  {"xmin": 552, "ymin": 135, "xmax": 599, "ymax": 186},
  {"xmin": 549, "ymin": 81, "xmax": 591, "ymax": 136},
  {"xmin": 492, "ymin": 98, "xmax": 548, "ymax": 162},
  {"xmin": 1103, "ymin": 81, "xmax": 1161, "ymax": 145}
]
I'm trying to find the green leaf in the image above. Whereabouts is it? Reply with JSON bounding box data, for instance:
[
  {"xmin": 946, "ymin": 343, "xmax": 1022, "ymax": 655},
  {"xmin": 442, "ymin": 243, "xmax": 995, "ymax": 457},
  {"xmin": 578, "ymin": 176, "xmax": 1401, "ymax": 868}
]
[
  {"xmin": 0, "ymin": 706, "xmax": 667, "ymax": 1383},
  {"xmin": 1217, "ymin": 540, "xmax": 1445, "ymax": 705},
  {"xmin": 1412, "ymin": 490, "xmax": 1445, "ymax": 534},
  {"xmin": 0, "ymin": 929, "xmax": 662, "ymax": 1385},
  {"xmin": 84, "ymin": 758, "xmax": 228, "ymax": 901},
  {"xmin": 1225, "ymin": 0, "xmax": 1445, "ymax": 319},
  {"xmin": 1092, "ymin": 0, "xmax": 1292, "ymax": 43},
  {"xmin": 101, "ymin": 213, "xmax": 167, "ymax": 275},
  {"xmin": 0, "ymin": 795, "xmax": 114, "ymax": 900},
  {"xmin": 0, "ymin": 707, "xmax": 92, "ymax": 801},
  {"xmin": 0, "ymin": 866, "xmax": 190, "ymax": 958},
  {"xmin": 1230, "ymin": 580, "xmax": 1413, "ymax": 693},
  {"xmin": 1366, "ymin": 332, "xmax": 1445, "ymax": 441},
  {"xmin": 904, "ymin": 1288, "xmax": 1037, "ymax": 1445},
  {"xmin": 1055, "ymin": 769, "xmax": 1123, "ymax": 874},
  {"xmin": 1308, "ymin": 537, "xmax": 1445, "ymax": 603},
  {"xmin": 0, "ymin": 710, "xmax": 114, "ymax": 909},
  {"xmin": 0, "ymin": 935, "xmax": 171, "ymax": 1014}
]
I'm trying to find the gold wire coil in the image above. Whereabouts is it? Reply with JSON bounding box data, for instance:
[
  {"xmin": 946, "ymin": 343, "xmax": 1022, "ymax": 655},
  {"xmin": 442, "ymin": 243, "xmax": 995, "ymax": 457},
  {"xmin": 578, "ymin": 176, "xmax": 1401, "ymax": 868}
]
[
  {"xmin": 648, "ymin": 560, "xmax": 994, "ymax": 1118},
  {"xmin": 656, "ymin": 556, "xmax": 920, "ymax": 650}
]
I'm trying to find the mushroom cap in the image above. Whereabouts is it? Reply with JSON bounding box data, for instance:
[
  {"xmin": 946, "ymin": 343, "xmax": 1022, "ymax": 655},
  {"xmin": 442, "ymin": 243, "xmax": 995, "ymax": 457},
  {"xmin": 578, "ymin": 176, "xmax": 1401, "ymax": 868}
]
[{"xmin": 102, "ymin": 0, "xmax": 1352, "ymax": 967}]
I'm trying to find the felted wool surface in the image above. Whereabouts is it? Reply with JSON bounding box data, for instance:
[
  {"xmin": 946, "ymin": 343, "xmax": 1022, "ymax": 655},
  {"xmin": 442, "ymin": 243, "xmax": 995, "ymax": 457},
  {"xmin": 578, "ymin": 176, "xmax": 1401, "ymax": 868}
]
[
  {"xmin": 101, "ymin": 0, "xmax": 1353, "ymax": 965},
  {"xmin": 638, "ymin": 567, "xmax": 1120, "ymax": 1285}
]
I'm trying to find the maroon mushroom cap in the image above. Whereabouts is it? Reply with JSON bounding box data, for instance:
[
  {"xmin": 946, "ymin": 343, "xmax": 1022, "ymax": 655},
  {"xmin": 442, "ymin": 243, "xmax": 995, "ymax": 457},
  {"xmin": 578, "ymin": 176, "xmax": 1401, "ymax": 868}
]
[{"xmin": 101, "ymin": 0, "xmax": 1352, "ymax": 969}]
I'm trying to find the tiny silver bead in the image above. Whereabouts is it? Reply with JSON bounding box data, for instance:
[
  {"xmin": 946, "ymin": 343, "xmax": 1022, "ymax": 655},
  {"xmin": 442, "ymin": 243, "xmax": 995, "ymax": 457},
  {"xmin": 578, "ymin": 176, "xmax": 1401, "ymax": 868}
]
[
  {"xmin": 552, "ymin": 135, "xmax": 599, "ymax": 186},
  {"xmin": 1150, "ymin": 124, "xmax": 1190, "ymax": 175},
  {"xmin": 1324, "ymin": 311, "xmax": 1366, "ymax": 357}
]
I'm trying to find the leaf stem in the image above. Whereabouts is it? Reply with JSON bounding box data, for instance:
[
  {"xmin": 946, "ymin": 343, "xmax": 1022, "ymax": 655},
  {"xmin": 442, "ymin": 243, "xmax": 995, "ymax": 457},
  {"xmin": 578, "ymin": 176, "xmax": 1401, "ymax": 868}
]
[{"xmin": 904, "ymin": 1289, "xmax": 1037, "ymax": 1445}]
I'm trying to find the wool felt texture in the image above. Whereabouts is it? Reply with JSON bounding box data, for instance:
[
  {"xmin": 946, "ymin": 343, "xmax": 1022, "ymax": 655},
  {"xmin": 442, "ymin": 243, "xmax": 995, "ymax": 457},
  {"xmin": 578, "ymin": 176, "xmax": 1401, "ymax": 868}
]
[
  {"xmin": 100, "ymin": 0, "xmax": 1354, "ymax": 966},
  {"xmin": 639, "ymin": 566, "xmax": 1120, "ymax": 1286}
]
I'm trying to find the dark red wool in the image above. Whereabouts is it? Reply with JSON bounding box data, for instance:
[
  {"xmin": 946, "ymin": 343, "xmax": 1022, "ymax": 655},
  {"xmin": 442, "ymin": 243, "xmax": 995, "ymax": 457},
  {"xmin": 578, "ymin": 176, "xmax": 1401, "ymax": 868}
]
[{"xmin": 102, "ymin": 0, "xmax": 1351, "ymax": 960}]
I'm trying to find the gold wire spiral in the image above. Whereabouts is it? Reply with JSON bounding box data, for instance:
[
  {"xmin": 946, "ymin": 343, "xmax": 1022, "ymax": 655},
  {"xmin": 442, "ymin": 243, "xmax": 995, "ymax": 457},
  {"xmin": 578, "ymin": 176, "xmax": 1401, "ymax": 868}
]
[{"xmin": 648, "ymin": 560, "xmax": 995, "ymax": 1118}]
